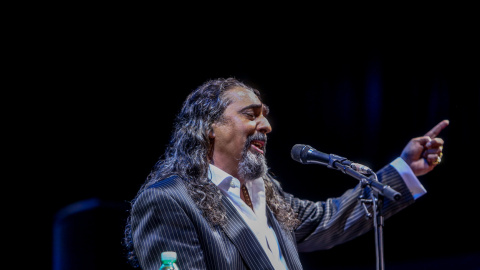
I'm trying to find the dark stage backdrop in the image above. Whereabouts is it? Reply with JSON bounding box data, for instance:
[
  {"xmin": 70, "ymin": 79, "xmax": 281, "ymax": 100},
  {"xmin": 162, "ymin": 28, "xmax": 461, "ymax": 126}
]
[{"xmin": 26, "ymin": 29, "xmax": 479, "ymax": 269}]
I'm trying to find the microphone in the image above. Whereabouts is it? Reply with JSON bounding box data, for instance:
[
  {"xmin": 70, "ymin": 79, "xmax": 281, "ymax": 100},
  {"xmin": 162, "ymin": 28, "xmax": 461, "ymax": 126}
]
[
  {"xmin": 291, "ymin": 144, "xmax": 374, "ymax": 174},
  {"xmin": 291, "ymin": 144, "xmax": 401, "ymax": 201}
]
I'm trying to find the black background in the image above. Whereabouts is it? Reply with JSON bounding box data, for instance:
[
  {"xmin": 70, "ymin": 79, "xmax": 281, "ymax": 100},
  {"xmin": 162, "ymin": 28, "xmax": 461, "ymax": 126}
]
[{"xmin": 17, "ymin": 11, "xmax": 480, "ymax": 269}]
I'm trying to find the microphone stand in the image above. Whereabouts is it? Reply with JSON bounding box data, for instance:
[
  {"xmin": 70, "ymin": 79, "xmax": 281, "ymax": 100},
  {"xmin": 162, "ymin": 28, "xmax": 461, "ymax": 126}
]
[
  {"xmin": 372, "ymin": 189, "xmax": 385, "ymax": 270},
  {"xmin": 330, "ymin": 159, "xmax": 400, "ymax": 270}
]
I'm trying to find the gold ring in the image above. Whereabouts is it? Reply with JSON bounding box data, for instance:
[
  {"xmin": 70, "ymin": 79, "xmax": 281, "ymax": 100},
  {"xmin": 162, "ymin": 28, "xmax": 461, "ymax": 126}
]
[{"xmin": 433, "ymin": 156, "xmax": 441, "ymax": 165}]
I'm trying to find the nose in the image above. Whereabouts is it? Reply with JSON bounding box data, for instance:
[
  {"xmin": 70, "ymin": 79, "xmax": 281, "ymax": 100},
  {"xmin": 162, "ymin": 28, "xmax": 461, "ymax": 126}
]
[{"xmin": 257, "ymin": 115, "xmax": 272, "ymax": 134}]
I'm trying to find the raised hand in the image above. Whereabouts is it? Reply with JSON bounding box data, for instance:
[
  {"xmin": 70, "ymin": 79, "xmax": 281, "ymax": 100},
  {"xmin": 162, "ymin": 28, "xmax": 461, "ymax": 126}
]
[{"xmin": 400, "ymin": 120, "xmax": 449, "ymax": 176}]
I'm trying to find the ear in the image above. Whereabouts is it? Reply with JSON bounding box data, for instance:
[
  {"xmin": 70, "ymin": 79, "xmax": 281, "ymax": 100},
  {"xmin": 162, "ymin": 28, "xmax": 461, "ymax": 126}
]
[{"xmin": 208, "ymin": 125, "xmax": 215, "ymax": 139}]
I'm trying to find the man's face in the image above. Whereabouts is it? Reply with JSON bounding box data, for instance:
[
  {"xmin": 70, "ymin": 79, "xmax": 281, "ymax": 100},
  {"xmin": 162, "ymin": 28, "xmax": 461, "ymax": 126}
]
[{"xmin": 210, "ymin": 87, "xmax": 272, "ymax": 181}]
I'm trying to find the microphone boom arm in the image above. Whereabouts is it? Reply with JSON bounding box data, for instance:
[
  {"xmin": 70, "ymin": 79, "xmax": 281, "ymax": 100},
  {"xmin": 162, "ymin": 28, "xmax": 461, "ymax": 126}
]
[{"xmin": 330, "ymin": 159, "xmax": 401, "ymax": 202}]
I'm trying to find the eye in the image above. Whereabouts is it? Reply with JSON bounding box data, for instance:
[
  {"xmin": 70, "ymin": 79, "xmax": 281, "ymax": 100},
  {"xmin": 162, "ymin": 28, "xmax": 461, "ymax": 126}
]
[{"xmin": 243, "ymin": 112, "xmax": 255, "ymax": 120}]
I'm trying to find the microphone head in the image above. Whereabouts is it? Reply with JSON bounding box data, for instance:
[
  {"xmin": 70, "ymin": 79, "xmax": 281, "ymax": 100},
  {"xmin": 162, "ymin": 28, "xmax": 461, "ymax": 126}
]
[{"xmin": 291, "ymin": 144, "xmax": 311, "ymax": 164}]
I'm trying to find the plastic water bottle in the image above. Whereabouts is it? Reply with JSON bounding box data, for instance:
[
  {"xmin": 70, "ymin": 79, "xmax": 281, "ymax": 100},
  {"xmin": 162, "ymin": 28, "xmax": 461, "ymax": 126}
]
[{"xmin": 159, "ymin": 251, "xmax": 179, "ymax": 270}]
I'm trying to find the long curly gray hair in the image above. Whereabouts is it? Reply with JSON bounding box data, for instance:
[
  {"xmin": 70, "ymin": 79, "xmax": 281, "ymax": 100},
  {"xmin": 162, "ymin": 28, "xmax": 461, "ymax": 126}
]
[{"xmin": 124, "ymin": 78, "xmax": 300, "ymax": 267}]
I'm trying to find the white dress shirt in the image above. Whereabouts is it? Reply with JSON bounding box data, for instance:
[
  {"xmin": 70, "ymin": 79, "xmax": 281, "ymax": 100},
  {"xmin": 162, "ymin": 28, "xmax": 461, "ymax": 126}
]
[
  {"xmin": 208, "ymin": 157, "xmax": 426, "ymax": 270},
  {"xmin": 209, "ymin": 164, "xmax": 289, "ymax": 269},
  {"xmin": 391, "ymin": 157, "xmax": 427, "ymax": 199}
]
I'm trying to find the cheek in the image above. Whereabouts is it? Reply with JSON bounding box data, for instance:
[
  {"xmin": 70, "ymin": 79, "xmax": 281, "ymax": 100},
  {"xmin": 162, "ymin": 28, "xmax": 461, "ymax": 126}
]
[
  {"xmin": 236, "ymin": 121, "xmax": 257, "ymax": 138},
  {"xmin": 213, "ymin": 118, "xmax": 256, "ymax": 147},
  {"xmin": 217, "ymin": 125, "xmax": 252, "ymax": 149}
]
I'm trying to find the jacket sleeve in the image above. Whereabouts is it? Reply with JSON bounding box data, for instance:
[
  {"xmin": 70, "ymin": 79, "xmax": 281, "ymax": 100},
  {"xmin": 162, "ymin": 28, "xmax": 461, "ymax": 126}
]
[
  {"xmin": 285, "ymin": 164, "xmax": 415, "ymax": 252},
  {"xmin": 131, "ymin": 187, "xmax": 207, "ymax": 270}
]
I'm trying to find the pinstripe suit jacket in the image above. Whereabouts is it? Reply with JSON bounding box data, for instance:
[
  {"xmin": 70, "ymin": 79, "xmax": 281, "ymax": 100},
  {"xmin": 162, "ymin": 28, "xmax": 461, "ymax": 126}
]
[{"xmin": 131, "ymin": 164, "xmax": 414, "ymax": 270}]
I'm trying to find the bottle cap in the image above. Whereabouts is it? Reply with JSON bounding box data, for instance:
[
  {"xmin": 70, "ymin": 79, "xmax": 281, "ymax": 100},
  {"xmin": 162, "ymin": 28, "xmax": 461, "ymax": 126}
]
[{"xmin": 161, "ymin": 251, "xmax": 177, "ymax": 261}]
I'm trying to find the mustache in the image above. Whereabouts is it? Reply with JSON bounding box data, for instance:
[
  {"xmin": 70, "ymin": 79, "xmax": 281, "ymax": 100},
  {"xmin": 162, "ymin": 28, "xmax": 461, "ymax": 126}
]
[{"xmin": 244, "ymin": 133, "xmax": 267, "ymax": 149}]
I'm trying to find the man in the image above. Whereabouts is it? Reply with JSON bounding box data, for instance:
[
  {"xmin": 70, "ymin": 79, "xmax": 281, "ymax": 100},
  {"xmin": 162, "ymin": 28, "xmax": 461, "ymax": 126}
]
[{"xmin": 124, "ymin": 78, "xmax": 448, "ymax": 270}]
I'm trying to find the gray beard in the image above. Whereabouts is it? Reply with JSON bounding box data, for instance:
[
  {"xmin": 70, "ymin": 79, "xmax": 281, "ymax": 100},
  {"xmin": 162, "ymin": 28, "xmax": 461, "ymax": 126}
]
[{"xmin": 238, "ymin": 149, "xmax": 268, "ymax": 181}]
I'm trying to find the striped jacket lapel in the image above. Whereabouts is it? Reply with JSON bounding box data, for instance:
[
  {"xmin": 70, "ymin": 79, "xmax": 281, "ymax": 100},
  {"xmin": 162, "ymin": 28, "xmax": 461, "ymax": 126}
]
[
  {"xmin": 266, "ymin": 209, "xmax": 304, "ymax": 270},
  {"xmin": 221, "ymin": 195, "xmax": 275, "ymax": 270}
]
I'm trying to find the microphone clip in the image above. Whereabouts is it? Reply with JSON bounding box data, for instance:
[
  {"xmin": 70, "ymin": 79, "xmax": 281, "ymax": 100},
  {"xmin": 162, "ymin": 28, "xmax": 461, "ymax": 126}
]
[{"xmin": 327, "ymin": 154, "xmax": 350, "ymax": 173}]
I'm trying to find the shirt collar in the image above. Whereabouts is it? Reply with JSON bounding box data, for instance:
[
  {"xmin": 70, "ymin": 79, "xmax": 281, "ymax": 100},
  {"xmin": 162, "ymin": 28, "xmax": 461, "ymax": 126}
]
[{"xmin": 209, "ymin": 164, "xmax": 235, "ymax": 186}]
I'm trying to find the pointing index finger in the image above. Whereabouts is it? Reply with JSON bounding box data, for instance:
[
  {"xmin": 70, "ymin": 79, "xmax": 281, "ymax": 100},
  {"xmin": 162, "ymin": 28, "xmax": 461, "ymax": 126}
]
[{"xmin": 425, "ymin": 119, "xmax": 450, "ymax": 139}]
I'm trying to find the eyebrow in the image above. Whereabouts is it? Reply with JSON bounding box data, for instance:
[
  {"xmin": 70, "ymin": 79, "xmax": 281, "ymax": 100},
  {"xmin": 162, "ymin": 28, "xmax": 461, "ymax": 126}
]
[{"xmin": 239, "ymin": 103, "xmax": 270, "ymax": 115}]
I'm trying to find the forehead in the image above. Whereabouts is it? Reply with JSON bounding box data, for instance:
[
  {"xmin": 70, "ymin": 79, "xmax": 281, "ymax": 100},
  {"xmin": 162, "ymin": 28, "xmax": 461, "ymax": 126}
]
[
  {"xmin": 224, "ymin": 87, "xmax": 261, "ymax": 105},
  {"xmin": 223, "ymin": 87, "xmax": 269, "ymax": 116}
]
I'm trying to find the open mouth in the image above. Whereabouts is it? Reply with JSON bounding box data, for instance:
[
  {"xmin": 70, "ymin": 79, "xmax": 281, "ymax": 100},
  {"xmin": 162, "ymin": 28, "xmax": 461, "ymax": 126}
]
[{"xmin": 250, "ymin": 140, "xmax": 265, "ymax": 154}]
